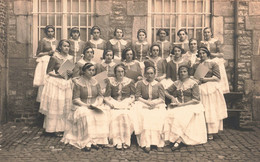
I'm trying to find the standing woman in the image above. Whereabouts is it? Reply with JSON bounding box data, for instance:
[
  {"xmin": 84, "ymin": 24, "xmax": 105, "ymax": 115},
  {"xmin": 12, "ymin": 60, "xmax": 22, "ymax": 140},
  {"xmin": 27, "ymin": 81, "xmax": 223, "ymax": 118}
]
[
  {"xmin": 107, "ymin": 27, "xmax": 130, "ymax": 61},
  {"xmin": 39, "ymin": 40, "xmax": 74, "ymax": 137},
  {"xmin": 68, "ymin": 27, "xmax": 86, "ymax": 63},
  {"xmin": 145, "ymin": 44, "xmax": 167, "ymax": 82},
  {"xmin": 166, "ymin": 46, "xmax": 190, "ymax": 82},
  {"xmin": 164, "ymin": 65, "xmax": 207, "ymax": 151},
  {"xmin": 135, "ymin": 65, "xmax": 166, "ymax": 153},
  {"xmin": 132, "ymin": 29, "xmax": 150, "ymax": 62},
  {"xmin": 100, "ymin": 49, "xmax": 117, "ymax": 77},
  {"xmin": 61, "ymin": 63, "xmax": 109, "ymax": 151},
  {"xmin": 200, "ymin": 27, "xmax": 229, "ymax": 93},
  {"xmin": 182, "ymin": 38, "xmax": 200, "ymax": 66},
  {"xmin": 104, "ymin": 64, "xmax": 136, "ymax": 150},
  {"xmin": 121, "ymin": 48, "xmax": 143, "ymax": 81},
  {"xmin": 174, "ymin": 28, "xmax": 189, "ymax": 53},
  {"xmin": 191, "ymin": 47, "xmax": 227, "ymax": 140},
  {"xmin": 73, "ymin": 46, "xmax": 102, "ymax": 77},
  {"xmin": 33, "ymin": 25, "xmax": 59, "ymax": 102},
  {"xmin": 154, "ymin": 28, "xmax": 172, "ymax": 61},
  {"xmin": 86, "ymin": 26, "xmax": 107, "ymax": 50}
]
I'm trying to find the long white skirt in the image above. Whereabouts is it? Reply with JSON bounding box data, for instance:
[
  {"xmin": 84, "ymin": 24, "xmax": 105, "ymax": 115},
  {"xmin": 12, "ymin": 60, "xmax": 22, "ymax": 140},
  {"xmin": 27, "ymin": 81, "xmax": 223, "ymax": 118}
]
[
  {"xmin": 134, "ymin": 101, "xmax": 166, "ymax": 148},
  {"xmin": 33, "ymin": 56, "xmax": 51, "ymax": 102},
  {"xmin": 164, "ymin": 103, "xmax": 207, "ymax": 145},
  {"xmin": 199, "ymin": 82, "xmax": 228, "ymax": 134},
  {"xmin": 39, "ymin": 75, "xmax": 73, "ymax": 133},
  {"xmin": 108, "ymin": 98, "xmax": 137, "ymax": 146},
  {"xmin": 212, "ymin": 57, "xmax": 230, "ymax": 94},
  {"xmin": 61, "ymin": 105, "xmax": 110, "ymax": 149}
]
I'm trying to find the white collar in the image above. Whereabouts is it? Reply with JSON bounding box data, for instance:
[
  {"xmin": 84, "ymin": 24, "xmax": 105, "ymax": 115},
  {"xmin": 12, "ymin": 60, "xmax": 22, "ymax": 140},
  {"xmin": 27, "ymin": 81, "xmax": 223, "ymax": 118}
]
[
  {"xmin": 74, "ymin": 76, "xmax": 98, "ymax": 87},
  {"xmin": 54, "ymin": 52, "xmax": 73, "ymax": 60},
  {"xmin": 43, "ymin": 37, "xmax": 56, "ymax": 42},
  {"xmin": 108, "ymin": 77, "xmax": 132, "ymax": 87},
  {"xmin": 90, "ymin": 38, "xmax": 103, "ymax": 44},
  {"xmin": 157, "ymin": 40, "xmax": 169, "ymax": 43},
  {"xmin": 123, "ymin": 60, "xmax": 138, "ymax": 66},
  {"xmin": 142, "ymin": 79, "xmax": 158, "ymax": 86},
  {"xmin": 148, "ymin": 56, "xmax": 162, "ymax": 64},
  {"xmin": 109, "ymin": 39, "xmax": 128, "ymax": 45},
  {"xmin": 101, "ymin": 60, "xmax": 116, "ymax": 67},
  {"xmin": 69, "ymin": 38, "xmax": 81, "ymax": 42},
  {"xmin": 173, "ymin": 78, "xmax": 197, "ymax": 91},
  {"xmin": 172, "ymin": 58, "xmax": 184, "ymax": 64},
  {"xmin": 202, "ymin": 38, "xmax": 218, "ymax": 43},
  {"xmin": 136, "ymin": 41, "xmax": 148, "ymax": 45},
  {"xmin": 77, "ymin": 58, "xmax": 96, "ymax": 66}
]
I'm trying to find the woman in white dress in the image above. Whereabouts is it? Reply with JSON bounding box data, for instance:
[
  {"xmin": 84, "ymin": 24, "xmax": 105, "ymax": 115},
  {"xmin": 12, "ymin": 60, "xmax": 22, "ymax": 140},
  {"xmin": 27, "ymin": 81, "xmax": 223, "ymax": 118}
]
[{"xmin": 164, "ymin": 65, "xmax": 207, "ymax": 151}]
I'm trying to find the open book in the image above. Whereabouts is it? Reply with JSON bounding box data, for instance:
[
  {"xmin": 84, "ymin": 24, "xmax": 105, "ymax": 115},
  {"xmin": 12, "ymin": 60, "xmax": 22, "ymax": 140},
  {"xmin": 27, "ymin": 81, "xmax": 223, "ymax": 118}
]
[
  {"xmin": 194, "ymin": 64, "xmax": 209, "ymax": 80},
  {"xmin": 58, "ymin": 59, "xmax": 75, "ymax": 80},
  {"xmin": 93, "ymin": 49, "xmax": 104, "ymax": 62}
]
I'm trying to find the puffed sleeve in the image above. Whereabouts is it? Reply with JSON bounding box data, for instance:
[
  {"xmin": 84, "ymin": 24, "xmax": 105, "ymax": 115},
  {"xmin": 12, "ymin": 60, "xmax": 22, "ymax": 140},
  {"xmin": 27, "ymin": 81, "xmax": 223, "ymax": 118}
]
[
  {"xmin": 166, "ymin": 83, "xmax": 177, "ymax": 97},
  {"xmin": 72, "ymin": 82, "xmax": 81, "ymax": 100},
  {"xmin": 36, "ymin": 40, "xmax": 44, "ymax": 56},
  {"xmin": 72, "ymin": 63, "xmax": 81, "ymax": 77},
  {"xmin": 212, "ymin": 62, "xmax": 221, "ymax": 79},
  {"xmin": 158, "ymin": 83, "xmax": 165, "ymax": 101},
  {"xmin": 104, "ymin": 78, "xmax": 112, "ymax": 97},
  {"xmin": 135, "ymin": 81, "xmax": 142, "ymax": 100},
  {"xmin": 129, "ymin": 80, "xmax": 136, "ymax": 95},
  {"xmin": 191, "ymin": 83, "xmax": 200, "ymax": 101},
  {"xmin": 46, "ymin": 56, "xmax": 57, "ymax": 73}
]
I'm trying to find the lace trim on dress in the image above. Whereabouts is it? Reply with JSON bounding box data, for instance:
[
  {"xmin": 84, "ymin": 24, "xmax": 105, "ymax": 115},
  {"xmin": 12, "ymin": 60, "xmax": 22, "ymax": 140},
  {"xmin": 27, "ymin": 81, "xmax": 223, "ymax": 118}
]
[
  {"xmin": 89, "ymin": 38, "xmax": 103, "ymax": 45},
  {"xmin": 74, "ymin": 76, "xmax": 98, "ymax": 87},
  {"xmin": 173, "ymin": 78, "xmax": 197, "ymax": 91},
  {"xmin": 101, "ymin": 60, "xmax": 116, "ymax": 68},
  {"xmin": 135, "ymin": 41, "xmax": 148, "ymax": 45},
  {"xmin": 142, "ymin": 79, "xmax": 158, "ymax": 86},
  {"xmin": 53, "ymin": 52, "xmax": 73, "ymax": 61},
  {"xmin": 108, "ymin": 77, "xmax": 132, "ymax": 87},
  {"xmin": 77, "ymin": 59, "xmax": 96, "ymax": 66},
  {"xmin": 109, "ymin": 39, "xmax": 128, "ymax": 46}
]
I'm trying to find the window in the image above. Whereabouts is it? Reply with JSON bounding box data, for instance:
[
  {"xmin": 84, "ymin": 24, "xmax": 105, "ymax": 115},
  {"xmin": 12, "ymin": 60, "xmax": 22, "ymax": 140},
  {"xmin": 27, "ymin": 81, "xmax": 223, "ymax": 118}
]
[
  {"xmin": 32, "ymin": 0, "xmax": 95, "ymax": 56},
  {"xmin": 147, "ymin": 0, "xmax": 211, "ymax": 43}
]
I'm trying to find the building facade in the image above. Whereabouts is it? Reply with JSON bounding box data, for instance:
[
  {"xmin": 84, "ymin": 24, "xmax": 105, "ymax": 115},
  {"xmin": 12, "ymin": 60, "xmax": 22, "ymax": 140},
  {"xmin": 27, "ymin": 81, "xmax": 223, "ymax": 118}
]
[{"xmin": 0, "ymin": 0, "xmax": 260, "ymax": 126}]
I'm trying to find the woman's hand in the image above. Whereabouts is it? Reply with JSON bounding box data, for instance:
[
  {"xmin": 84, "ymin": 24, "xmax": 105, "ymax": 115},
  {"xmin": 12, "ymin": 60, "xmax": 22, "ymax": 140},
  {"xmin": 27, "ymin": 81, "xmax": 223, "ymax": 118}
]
[
  {"xmin": 137, "ymin": 76, "xmax": 143, "ymax": 81},
  {"xmin": 171, "ymin": 97, "xmax": 179, "ymax": 104},
  {"xmin": 48, "ymin": 50, "xmax": 55, "ymax": 56}
]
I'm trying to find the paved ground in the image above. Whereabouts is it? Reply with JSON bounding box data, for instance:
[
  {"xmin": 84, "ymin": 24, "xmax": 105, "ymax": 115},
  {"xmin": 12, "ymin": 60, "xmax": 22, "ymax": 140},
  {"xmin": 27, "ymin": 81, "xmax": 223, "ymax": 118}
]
[{"xmin": 0, "ymin": 122, "xmax": 259, "ymax": 162}]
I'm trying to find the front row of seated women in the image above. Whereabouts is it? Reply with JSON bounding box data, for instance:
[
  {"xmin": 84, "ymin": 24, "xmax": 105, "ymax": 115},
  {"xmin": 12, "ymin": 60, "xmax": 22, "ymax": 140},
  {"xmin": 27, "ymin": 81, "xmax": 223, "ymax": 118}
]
[{"xmin": 39, "ymin": 40, "xmax": 227, "ymax": 153}]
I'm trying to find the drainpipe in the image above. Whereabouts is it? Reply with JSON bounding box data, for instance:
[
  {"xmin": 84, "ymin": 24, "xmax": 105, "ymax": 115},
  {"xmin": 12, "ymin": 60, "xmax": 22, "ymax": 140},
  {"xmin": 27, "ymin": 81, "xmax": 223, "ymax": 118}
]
[
  {"xmin": 234, "ymin": 0, "xmax": 239, "ymax": 92},
  {"xmin": 5, "ymin": 0, "xmax": 9, "ymax": 123}
]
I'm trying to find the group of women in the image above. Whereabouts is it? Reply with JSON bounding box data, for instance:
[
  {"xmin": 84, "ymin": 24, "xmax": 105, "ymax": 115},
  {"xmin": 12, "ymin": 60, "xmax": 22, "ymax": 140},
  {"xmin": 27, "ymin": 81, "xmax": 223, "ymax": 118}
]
[{"xmin": 33, "ymin": 25, "xmax": 229, "ymax": 153}]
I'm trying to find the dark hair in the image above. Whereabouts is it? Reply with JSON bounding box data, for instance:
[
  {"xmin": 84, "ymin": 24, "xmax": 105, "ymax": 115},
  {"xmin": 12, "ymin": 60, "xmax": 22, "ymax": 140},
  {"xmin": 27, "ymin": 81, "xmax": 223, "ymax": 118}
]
[
  {"xmin": 44, "ymin": 25, "xmax": 55, "ymax": 35},
  {"xmin": 171, "ymin": 45, "xmax": 185, "ymax": 55},
  {"xmin": 70, "ymin": 27, "xmax": 80, "ymax": 37},
  {"xmin": 113, "ymin": 27, "xmax": 124, "ymax": 37},
  {"xmin": 121, "ymin": 48, "xmax": 136, "ymax": 61},
  {"xmin": 150, "ymin": 44, "xmax": 162, "ymax": 57},
  {"xmin": 203, "ymin": 27, "xmax": 213, "ymax": 37},
  {"xmin": 102, "ymin": 49, "xmax": 114, "ymax": 59},
  {"xmin": 83, "ymin": 46, "xmax": 94, "ymax": 56},
  {"xmin": 82, "ymin": 63, "xmax": 94, "ymax": 73},
  {"xmin": 188, "ymin": 38, "xmax": 198, "ymax": 47},
  {"xmin": 156, "ymin": 28, "xmax": 169, "ymax": 36},
  {"xmin": 197, "ymin": 47, "xmax": 211, "ymax": 57},
  {"xmin": 144, "ymin": 65, "xmax": 156, "ymax": 75},
  {"xmin": 57, "ymin": 39, "xmax": 70, "ymax": 52},
  {"xmin": 91, "ymin": 26, "xmax": 101, "ymax": 35},
  {"xmin": 114, "ymin": 63, "xmax": 126, "ymax": 75},
  {"xmin": 177, "ymin": 28, "xmax": 187, "ymax": 36},
  {"xmin": 177, "ymin": 64, "xmax": 191, "ymax": 77},
  {"xmin": 137, "ymin": 29, "xmax": 147, "ymax": 39}
]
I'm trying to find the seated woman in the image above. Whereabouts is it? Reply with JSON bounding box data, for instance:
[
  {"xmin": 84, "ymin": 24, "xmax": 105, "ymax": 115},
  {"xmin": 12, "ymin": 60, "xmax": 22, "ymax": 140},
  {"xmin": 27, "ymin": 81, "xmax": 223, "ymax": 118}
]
[
  {"xmin": 73, "ymin": 46, "xmax": 102, "ymax": 77},
  {"xmin": 182, "ymin": 38, "xmax": 200, "ymax": 66},
  {"xmin": 191, "ymin": 47, "xmax": 227, "ymax": 140},
  {"xmin": 100, "ymin": 49, "xmax": 117, "ymax": 77},
  {"xmin": 121, "ymin": 48, "xmax": 143, "ymax": 82},
  {"xmin": 104, "ymin": 63, "xmax": 136, "ymax": 150},
  {"xmin": 164, "ymin": 65, "xmax": 207, "ymax": 151},
  {"xmin": 134, "ymin": 64, "xmax": 166, "ymax": 153},
  {"xmin": 61, "ymin": 63, "xmax": 109, "ymax": 151}
]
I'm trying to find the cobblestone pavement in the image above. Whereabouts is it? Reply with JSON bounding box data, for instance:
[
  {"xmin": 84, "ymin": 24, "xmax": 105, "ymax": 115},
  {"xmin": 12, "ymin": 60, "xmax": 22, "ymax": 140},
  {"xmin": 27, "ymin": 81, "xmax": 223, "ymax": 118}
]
[{"xmin": 0, "ymin": 122, "xmax": 259, "ymax": 162}]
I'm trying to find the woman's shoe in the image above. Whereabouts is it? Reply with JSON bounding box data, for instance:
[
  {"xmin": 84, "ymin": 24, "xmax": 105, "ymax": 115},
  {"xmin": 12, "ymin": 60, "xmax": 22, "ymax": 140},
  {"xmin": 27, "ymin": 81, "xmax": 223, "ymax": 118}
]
[
  {"xmin": 208, "ymin": 134, "xmax": 214, "ymax": 140},
  {"xmin": 54, "ymin": 132, "xmax": 63, "ymax": 137},
  {"xmin": 157, "ymin": 147, "xmax": 164, "ymax": 152},
  {"xmin": 171, "ymin": 142, "xmax": 181, "ymax": 151},
  {"xmin": 122, "ymin": 143, "xmax": 130, "ymax": 149},
  {"xmin": 91, "ymin": 144, "xmax": 100, "ymax": 150},
  {"xmin": 143, "ymin": 147, "xmax": 150, "ymax": 153},
  {"xmin": 82, "ymin": 147, "xmax": 91, "ymax": 152},
  {"xmin": 116, "ymin": 144, "xmax": 123, "ymax": 150}
]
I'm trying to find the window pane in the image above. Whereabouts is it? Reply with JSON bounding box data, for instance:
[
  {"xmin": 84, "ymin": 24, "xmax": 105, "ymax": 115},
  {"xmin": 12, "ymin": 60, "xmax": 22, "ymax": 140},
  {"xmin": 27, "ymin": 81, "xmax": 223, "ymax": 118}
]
[
  {"xmin": 80, "ymin": 0, "xmax": 87, "ymax": 12},
  {"xmin": 155, "ymin": 15, "xmax": 162, "ymax": 27},
  {"xmin": 188, "ymin": 29, "xmax": 194, "ymax": 39},
  {"xmin": 72, "ymin": 0, "xmax": 79, "ymax": 12},
  {"xmin": 170, "ymin": 28, "xmax": 176, "ymax": 42},
  {"xmin": 40, "ymin": 14, "xmax": 47, "ymax": 26},
  {"xmin": 49, "ymin": 0, "xmax": 55, "ymax": 12},
  {"xmin": 164, "ymin": 15, "xmax": 170, "ymax": 27},
  {"xmin": 171, "ymin": 15, "xmax": 176, "ymax": 27},
  {"xmin": 40, "ymin": 0, "xmax": 47, "ymax": 12},
  {"xmin": 49, "ymin": 15, "xmax": 55, "ymax": 25},
  {"xmin": 197, "ymin": 0, "xmax": 203, "ymax": 12},
  {"xmin": 56, "ymin": 15, "xmax": 62, "ymax": 26},
  {"xmin": 40, "ymin": 28, "xmax": 45, "ymax": 40},
  {"xmin": 182, "ymin": 0, "xmax": 187, "ymax": 13},
  {"xmin": 196, "ymin": 29, "xmax": 203, "ymax": 42},
  {"xmin": 56, "ymin": 28, "xmax": 62, "ymax": 41},
  {"xmin": 196, "ymin": 15, "xmax": 202, "ymax": 27},
  {"xmin": 56, "ymin": 0, "xmax": 62, "ymax": 12},
  {"xmin": 79, "ymin": 28, "xmax": 87, "ymax": 41},
  {"xmin": 88, "ymin": 15, "xmax": 92, "ymax": 26},
  {"xmin": 188, "ymin": 15, "xmax": 194, "ymax": 27},
  {"xmin": 72, "ymin": 15, "xmax": 79, "ymax": 26},
  {"xmin": 80, "ymin": 15, "xmax": 87, "ymax": 26},
  {"xmin": 164, "ymin": 0, "xmax": 171, "ymax": 12},
  {"xmin": 188, "ymin": 0, "xmax": 195, "ymax": 12},
  {"xmin": 181, "ymin": 16, "xmax": 186, "ymax": 27}
]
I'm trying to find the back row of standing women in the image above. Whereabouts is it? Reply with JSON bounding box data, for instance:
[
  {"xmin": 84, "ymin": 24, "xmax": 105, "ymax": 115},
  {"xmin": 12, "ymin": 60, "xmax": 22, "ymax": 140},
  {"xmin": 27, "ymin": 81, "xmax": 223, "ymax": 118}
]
[{"xmin": 33, "ymin": 25, "xmax": 229, "ymax": 153}]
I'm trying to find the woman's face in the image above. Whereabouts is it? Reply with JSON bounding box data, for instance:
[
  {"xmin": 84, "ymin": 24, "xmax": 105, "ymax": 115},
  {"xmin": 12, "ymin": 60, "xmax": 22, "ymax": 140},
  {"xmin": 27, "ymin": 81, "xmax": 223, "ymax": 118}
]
[
  {"xmin": 115, "ymin": 29, "xmax": 123, "ymax": 39},
  {"xmin": 151, "ymin": 46, "xmax": 160, "ymax": 57},
  {"xmin": 60, "ymin": 41, "xmax": 70, "ymax": 54},
  {"xmin": 115, "ymin": 66, "xmax": 125, "ymax": 79},
  {"xmin": 189, "ymin": 40, "xmax": 198, "ymax": 52},
  {"xmin": 159, "ymin": 30, "xmax": 166, "ymax": 41},
  {"xmin": 92, "ymin": 29, "xmax": 100, "ymax": 40},
  {"xmin": 105, "ymin": 51, "xmax": 113, "ymax": 63},
  {"xmin": 46, "ymin": 28, "xmax": 55, "ymax": 38},
  {"xmin": 174, "ymin": 47, "xmax": 182, "ymax": 59},
  {"xmin": 138, "ymin": 32, "xmax": 146, "ymax": 41},
  {"xmin": 178, "ymin": 31, "xmax": 187, "ymax": 42},
  {"xmin": 145, "ymin": 68, "xmax": 155, "ymax": 82},
  {"xmin": 71, "ymin": 32, "xmax": 80, "ymax": 40},
  {"xmin": 179, "ymin": 67, "xmax": 189, "ymax": 80},
  {"xmin": 125, "ymin": 50, "xmax": 133, "ymax": 62},
  {"xmin": 84, "ymin": 48, "xmax": 94, "ymax": 61},
  {"xmin": 83, "ymin": 66, "xmax": 95, "ymax": 78},
  {"xmin": 204, "ymin": 28, "xmax": 212, "ymax": 40},
  {"xmin": 198, "ymin": 50, "xmax": 208, "ymax": 61}
]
